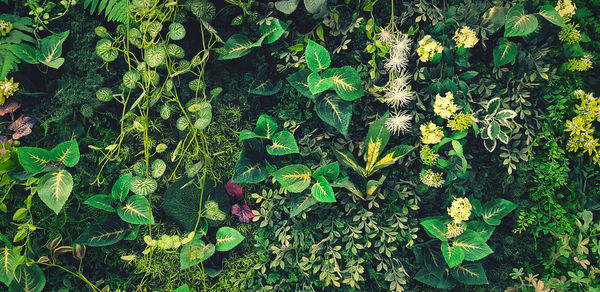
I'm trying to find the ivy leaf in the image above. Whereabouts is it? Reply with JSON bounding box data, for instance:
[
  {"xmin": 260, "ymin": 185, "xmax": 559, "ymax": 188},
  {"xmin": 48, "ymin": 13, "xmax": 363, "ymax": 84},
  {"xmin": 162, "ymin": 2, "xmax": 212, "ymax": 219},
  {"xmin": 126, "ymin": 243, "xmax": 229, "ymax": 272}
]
[
  {"xmin": 441, "ymin": 241, "xmax": 465, "ymax": 268},
  {"xmin": 49, "ymin": 140, "xmax": 79, "ymax": 167},
  {"xmin": 286, "ymin": 70, "xmax": 315, "ymax": 99},
  {"xmin": 538, "ymin": 5, "xmax": 565, "ymax": 27},
  {"xmin": 323, "ymin": 66, "xmax": 364, "ymax": 101},
  {"xmin": 75, "ymin": 215, "xmax": 129, "ymax": 247},
  {"xmin": 304, "ymin": 40, "xmax": 330, "ymax": 72},
  {"xmin": 481, "ymin": 198, "xmax": 517, "ymax": 225},
  {"xmin": 8, "ymin": 263, "xmax": 45, "ymax": 292},
  {"xmin": 117, "ymin": 195, "xmax": 155, "ymax": 225},
  {"xmin": 313, "ymin": 162, "xmax": 340, "ymax": 181},
  {"xmin": 259, "ymin": 18, "xmax": 288, "ymax": 44},
  {"xmin": 231, "ymin": 156, "xmax": 268, "ymax": 184},
  {"xmin": 266, "ymin": 130, "xmax": 299, "ymax": 156},
  {"xmin": 215, "ymin": 227, "xmax": 245, "ymax": 251},
  {"xmin": 37, "ymin": 170, "xmax": 73, "ymax": 215},
  {"xmin": 253, "ymin": 114, "xmax": 278, "ymax": 139},
  {"xmin": 493, "ymin": 38, "xmax": 517, "ymax": 67},
  {"xmin": 168, "ymin": 23, "xmax": 186, "ymax": 40},
  {"xmin": 272, "ymin": 164, "xmax": 312, "ymax": 193},
  {"xmin": 218, "ymin": 34, "xmax": 262, "ymax": 60},
  {"xmin": 451, "ymin": 262, "xmax": 489, "ymax": 285},
  {"xmin": 420, "ymin": 218, "xmax": 447, "ymax": 241},
  {"xmin": 193, "ymin": 102, "xmax": 212, "ymax": 131},
  {"xmin": 452, "ymin": 230, "xmax": 493, "ymax": 261},
  {"xmin": 0, "ymin": 246, "xmax": 21, "ymax": 286},
  {"xmin": 307, "ymin": 72, "xmax": 333, "ymax": 94},
  {"xmin": 315, "ymin": 93, "xmax": 352, "ymax": 136},
  {"xmin": 111, "ymin": 173, "xmax": 132, "ymax": 202},
  {"xmin": 17, "ymin": 147, "xmax": 52, "ymax": 173},
  {"xmin": 129, "ymin": 176, "xmax": 158, "ymax": 197},
  {"xmin": 83, "ymin": 195, "xmax": 116, "ymax": 212},
  {"xmin": 311, "ymin": 176, "xmax": 335, "ymax": 202},
  {"xmin": 504, "ymin": 4, "xmax": 538, "ymax": 37}
]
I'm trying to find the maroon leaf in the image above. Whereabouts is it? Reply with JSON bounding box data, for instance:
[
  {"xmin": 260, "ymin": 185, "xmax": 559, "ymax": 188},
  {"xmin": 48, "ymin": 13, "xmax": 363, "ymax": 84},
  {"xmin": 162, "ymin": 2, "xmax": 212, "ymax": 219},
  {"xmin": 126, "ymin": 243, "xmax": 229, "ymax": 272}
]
[
  {"xmin": 8, "ymin": 115, "xmax": 36, "ymax": 139},
  {"xmin": 231, "ymin": 203, "xmax": 255, "ymax": 224},
  {"xmin": 0, "ymin": 100, "xmax": 20, "ymax": 116},
  {"xmin": 225, "ymin": 179, "xmax": 243, "ymax": 200}
]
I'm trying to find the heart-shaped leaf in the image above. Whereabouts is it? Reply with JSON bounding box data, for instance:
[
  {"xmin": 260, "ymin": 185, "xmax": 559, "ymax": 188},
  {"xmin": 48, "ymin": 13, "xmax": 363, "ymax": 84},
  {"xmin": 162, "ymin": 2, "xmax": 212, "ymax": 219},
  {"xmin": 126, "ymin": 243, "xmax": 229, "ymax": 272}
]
[
  {"xmin": 504, "ymin": 4, "xmax": 538, "ymax": 37},
  {"xmin": 493, "ymin": 38, "xmax": 517, "ymax": 67},
  {"xmin": 231, "ymin": 156, "xmax": 268, "ymax": 184},
  {"xmin": 129, "ymin": 176, "xmax": 158, "ymax": 196},
  {"xmin": 272, "ymin": 164, "xmax": 312, "ymax": 193},
  {"xmin": 266, "ymin": 130, "xmax": 299, "ymax": 156},
  {"xmin": 8, "ymin": 263, "xmax": 45, "ymax": 292},
  {"xmin": 248, "ymin": 79, "xmax": 282, "ymax": 96},
  {"xmin": 17, "ymin": 147, "xmax": 52, "ymax": 173},
  {"xmin": 37, "ymin": 170, "xmax": 73, "ymax": 215},
  {"xmin": 95, "ymin": 39, "xmax": 118, "ymax": 62},
  {"xmin": 122, "ymin": 70, "xmax": 140, "ymax": 89},
  {"xmin": 441, "ymin": 241, "xmax": 465, "ymax": 268},
  {"xmin": 315, "ymin": 93, "xmax": 352, "ymax": 136},
  {"xmin": 538, "ymin": 5, "xmax": 565, "ymax": 27},
  {"xmin": 452, "ymin": 231, "xmax": 493, "ymax": 261},
  {"xmin": 254, "ymin": 114, "xmax": 278, "ymax": 139},
  {"xmin": 151, "ymin": 159, "xmax": 166, "ymax": 178},
  {"xmin": 451, "ymin": 262, "xmax": 489, "ymax": 285},
  {"xmin": 311, "ymin": 176, "xmax": 335, "ymax": 202},
  {"xmin": 304, "ymin": 40, "xmax": 330, "ymax": 72},
  {"xmin": 0, "ymin": 246, "xmax": 22, "ymax": 286},
  {"xmin": 307, "ymin": 72, "xmax": 333, "ymax": 94},
  {"xmin": 218, "ymin": 34, "xmax": 262, "ymax": 60},
  {"xmin": 323, "ymin": 66, "xmax": 364, "ymax": 101},
  {"xmin": 286, "ymin": 69, "xmax": 315, "ymax": 99},
  {"xmin": 117, "ymin": 195, "xmax": 155, "ymax": 225},
  {"xmin": 259, "ymin": 18, "xmax": 288, "ymax": 44},
  {"xmin": 193, "ymin": 102, "xmax": 212, "ymax": 130},
  {"xmin": 481, "ymin": 198, "xmax": 517, "ymax": 225},
  {"xmin": 145, "ymin": 46, "xmax": 166, "ymax": 67},
  {"xmin": 313, "ymin": 162, "xmax": 340, "ymax": 181},
  {"xmin": 112, "ymin": 173, "xmax": 132, "ymax": 202}
]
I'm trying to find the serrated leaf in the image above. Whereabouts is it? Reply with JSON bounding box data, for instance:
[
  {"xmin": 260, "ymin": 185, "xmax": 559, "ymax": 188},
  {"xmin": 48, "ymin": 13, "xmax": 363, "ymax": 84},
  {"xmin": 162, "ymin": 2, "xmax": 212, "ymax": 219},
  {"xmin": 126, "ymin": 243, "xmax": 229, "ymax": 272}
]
[
  {"xmin": 218, "ymin": 34, "xmax": 262, "ymax": 60},
  {"xmin": 323, "ymin": 66, "xmax": 364, "ymax": 101},
  {"xmin": 129, "ymin": 176, "xmax": 158, "ymax": 196},
  {"xmin": 259, "ymin": 18, "xmax": 288, "ymax": 44},
  {"xmin": 453, "ymin": 230, "xmax": 493, "ymax": 261},
  {"xmin": 37, "ymin": 170, "xmax": 73, "ymax": 215},
  {"xmin": 504, "ymin": 4, "xmax": 538, "ymax": 37},
  {"xmin": 315, "ymin": 93, "xmax": 352, "ymax": 136},
  {"xmin": 451, "ymin": 262, "xmax": 489, "ymax": 285},
  {"xmin": 487, "ymin": 121, "xmax": 500, "ymax": 139},
  {"xmin": 493, "ymin": 38, "xmax": 517, "ymax": 67},
  {"xmin": 215, "ymin": 227, "xmax": 245, "ymax": 251},
  {"xmin": 272, "ymin": 164, "xmax": 312, "ymax": 193},
  {"xmin": 420, "ymin": 218, "xmax": 447, "ymax": 241},
  {"xmin": 83, "ymin": 195, "xmax": 115, "ymax": 212},
  {"xmin": 304, "ymin": 40, "xmax": 330, "ymax": 72},
  {"xmin": 0, "ymin": 246, "xmax": 21, "ymax": 286},
  {"xmin": 307, "ymin": 71, "xmax": 333, "ymax": 94},
  {"xmin": 311, "ymin": 176, "xmax": 335, "ymax": 202},
  {"xmin": 313, "ymin": 162, "xmax": 340, "ymax": 181},
  {"xmin": 8, "ymin": 263, "xmax": 45, "ymax": 292},
  {"xmin": 75, "ymin": 215, "xmax": 128, "ymax": 247},
  {"xmin": 117, "ymin": 195, "xmax": 154, "ymax": 225},
  {"xmin": 254, "ymin": 114, "xmax": 278, "ymax": 139},
  {"xmin": 414, "ymin": 267, "xmax": 456, "ymax": 289},
  {"xmin": 17, "ymin": 147, "xmax": 52, "ymax": 173},
  {"xmin": 287, "ymin": 69, "xmax": 315, "ymax": 99},
  {"xmin": 231, "ymin": 156, "xmax": 268, "ymax": 184},
  {"xmin": 49, "ymin": 140, "xmax": 79, "ymax": 167},
  {"xmin": 482, "ymin": 198, "xmax": 517, "ymax": 226},
  {"xmin": 111, "ymin": 173, "xmax": 133, "ymax": 202},
  {"xmin": 441, "ymin": 241, "xmax": 465, "ymax": 268},
  {"xmin": 538, "ymin": 5, "xmax": 565, "ymax": 27},
  {"xmin": 267, "ymin": 130, "xmax": 299, "ymax": 156}
]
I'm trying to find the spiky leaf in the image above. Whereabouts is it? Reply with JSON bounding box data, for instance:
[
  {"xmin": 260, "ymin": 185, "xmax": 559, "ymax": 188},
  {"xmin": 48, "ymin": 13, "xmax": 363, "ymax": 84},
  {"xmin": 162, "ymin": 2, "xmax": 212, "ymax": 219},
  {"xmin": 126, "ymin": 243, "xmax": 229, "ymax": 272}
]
[
  {"xmin": 315, "ymin": 93, "xmax": 352, "ymax": 136},
  {"xmin": 272, "ymin": 164, "xmax": 312, "ymax": 193},
  {"xmin": 75, "ymin": 215, "xmax": 129, "ymax": 247},
  {"xmin": 504, "ymin": 4, "xmax": 538, "ymax": 37},
  {"xmin": 17, "ymin": 147, "xmax": 52, "ymax": 173},
  {"xmin": 117, "ymin": 195, "xmax": 154, "ymax": 225},
  {"xmin": 111, "ymin": 173, "xmax": 132, "ymax": 202},
  {"xmin": 323, "ymin": 66, "xmax": 364, "ymax": 101},
  {"xmin": 49, "ymin": 140, "xmax": 79, "ymax": 167},
  {"xmin": 304, "ymin": 40, "xmax": 330, "ymax": 72},
  {"xmin": 267, "ymin": 130, "xmax": 299, "ymax": 156},
  {"xmin": 37, "ymin": 170, "xmax": 73, "ymax": 215},
  {"xmin": 451, "ymin": 262, "xmax": 489, "ymax": 285},
  {"xmin": 84, "ymin": 195, "xmax": 115, "ymax": 212},
  {"xmin": 311, "ymin": 176, "xmax": 335, "ymax": 202}
]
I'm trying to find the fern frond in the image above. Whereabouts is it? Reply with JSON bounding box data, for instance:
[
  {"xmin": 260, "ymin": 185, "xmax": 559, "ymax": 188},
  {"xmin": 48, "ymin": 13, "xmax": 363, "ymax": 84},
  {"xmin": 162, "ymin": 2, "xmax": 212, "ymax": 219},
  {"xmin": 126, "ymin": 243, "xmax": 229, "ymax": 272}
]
[
  {"xmin": 83, "ymin": 0, "xmax": 128, "ymax": 23},
  {"xmin": 0, "ymin": 48, "xmax": 20, "ymax": 79}
]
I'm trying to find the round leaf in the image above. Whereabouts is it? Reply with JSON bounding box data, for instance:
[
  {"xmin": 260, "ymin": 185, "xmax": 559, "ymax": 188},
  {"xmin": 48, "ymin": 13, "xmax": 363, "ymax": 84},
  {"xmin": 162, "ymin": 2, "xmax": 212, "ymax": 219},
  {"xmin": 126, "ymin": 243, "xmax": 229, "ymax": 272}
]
[
  {"xmin": 123, "ymin": 70, "xmax": 140, "ymax": 89},
  {"xmin": 169, "ymin": 23, "xmax": 186, "ymax": 40},
  {"xmin": 129, "ymin": 176, "xmax": 158, "ymax": 196}
]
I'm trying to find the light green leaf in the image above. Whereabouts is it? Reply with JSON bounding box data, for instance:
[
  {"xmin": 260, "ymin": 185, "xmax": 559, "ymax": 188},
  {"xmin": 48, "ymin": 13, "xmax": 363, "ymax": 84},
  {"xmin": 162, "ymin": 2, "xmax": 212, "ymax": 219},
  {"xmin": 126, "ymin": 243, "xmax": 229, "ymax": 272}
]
[
  {"xmin": 145, "ymin": 46, "xmax": 166, "ymax": 68},
  {"xmin": 215, "ymin": 227, "xmax": 245, "ymax": 251},
  {"xmin": 420, "ymin": 218, "xmax": 447, "ymax": 241},
  {"xmin": 272, "ymin": 164, "xmax": 312, "ymax": 193},
  {"xmin": 364, "ymin": 113, "xmax": 391, "ymax": 170},
  {"xmin": 259, "ymin": 18, "xmax": 288, "ymax": 44},
  {"xmin": 315, "ymin": 93, "xmax": 352, "ymax": 136},
  {"xmin": 167, "ymin": 44, "xmax": 185, "ymax": 58},
  {"xmin": 307, "ymin": 71, "xmax": 333, "ymax": 94},
  {"xmin": 17, "ymin": 147, "xmax": 52, "ymax": 173},
  {"xmin": 267, "ymin": 130, "xmax": 299, "ymax": 156},
  {"xmin": 538, "ymin": 5, "xmax": 565, "ymax": 27},
  {"xmin": 466, "ymin": 221, "xmax": 495, "ymax": 242},
  {"xmin": 311, "ymin": 176, "xmax": 335, "ymax": 202},
  {"xmin": 49, "ymin": 140, "xmax": 79, "ymax": 167},
  {"xmin": 451, "ymin": 262, "xmax": 489, "ymax": 285},
  {"xmin": 193, "ymin": 102, "xmax": 212, "ymax": 131},
  {"xmin": 481, "ymin": 6, "xmax": 508, "ymax": 33},
  {"xmin": 8, "ymin": 43, "xmax": 38, "ymax": 64},
  {"xmin": 254, "ymin": 114, "xmax": 278, "ymax": 139},
  {"xmin": 169, "ymin": 22, "xmax": 186, "ymax": 40},
  {"xmin": 231, "ymin": 156, "xmax": 268, "ymax": 184},
  {"xmin": 122, "ymin": 70, "xmax": 140, "ymax": 89},
  {"xmin": 75, "ymin": 215, "xmax": 128, "ymax": 247},
  {"xmin": 37, "ymin": 170, "xmax": 73, "ymax": 215},
  {"xmin": 95, "ymin": 38, "xmax": 118, "ymax": 62},
  {"xmin": 453, "ymin": 230, "xmax": 493, "ymax": 261},
  {"xmin": 482, "ymin": 198, "xmax": 517, "ymax": 225},
  {"xmin": 275, "ymin": 0, "xmax": 300, "ymax": 14},
  {"xmin": 129, "ymin": 176, "xmax": 158, "ymax": 196},
  {"xmin": 0, "ymin": 246, "xmax": 21, "ymax": 286},
  {"xmin": 180, "ymin": 234, "xmax": 215, "ymax": 270},
  {"xmin": 151, "ymin": 159, "xmax": 166, "ymax": 178},
  {"xmin": 504, "ymin": 4, "xmax": 538, "ymax": 37},
  {"xmin": 174, "ymin": 284, "xmax": 191, "ymax": 292},
  {"xmin": 8, "ymin": 263, "xmax": 45, "ymax": 292},
  {"xmin": 290, "ymin": 192, "xmax": 317, "ymax": 217},
  {"xmin": 304, "ymin": 40, "xmax": 330, "ymax": 72},
  {"xmin": 441, "ymin": 241, "xmax": 465, "ymax": 268},
  {"xmin": 83, "ymin": 195, "xmax": 115, "ymax": 212},
  {"xmin": 313, "ymin": 162, "xmax": 340, "ymax": 181},
  {"xmin": 36, "ymin": 30, "xmax": 69, "ymax": 68},
  {"xmin": 117, "ymin": 195, "xmax": 154, "ymax": 225},
  {"xmin": 323, "ymin": 66, "xmax": 364, "ymax": 101},
  {"xmin": 111, "ymin": 173, "xmax": 132, "ymax": 202},
  {"xmin": 493, "ymin": 38, "xmax": 517, "ymax": 67}
]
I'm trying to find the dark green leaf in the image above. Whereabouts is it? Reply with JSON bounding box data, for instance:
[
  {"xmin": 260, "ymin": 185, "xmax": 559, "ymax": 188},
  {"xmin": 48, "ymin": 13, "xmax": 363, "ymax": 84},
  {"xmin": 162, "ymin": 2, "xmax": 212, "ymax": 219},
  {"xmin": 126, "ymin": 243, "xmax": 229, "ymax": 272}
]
[
  {"xmin": 493, "ymin": 38, "xmax": 517, "ymax": 67},
  {"xmin": 267, "ymin": 130, "xmax": 299, "ymax": 156},
  {"xmin": 504, "ymin": 5, "xmax": 538, "ymax": 37},
  {"xmin": 441, "ymin": 241, "xmax": 465, "ymax": 268},
  {"xmin": 9, "ymin": 263, "xmax": 45, "ymax": 292},
  {"xmin": 451, "ymin": 262, "xmax": 489, "ymax": 285},
  {"xmin": 75, "ymin": 215, "xmax": 128, "ymax": 247},
  {"xmin": 304, "ymin": 40, "xmax": 330, "ymax": 71},
  {"xmin": 482, "ymin": 198, "xmax": 517, "ymax": 225},
  {"xmin": 17, "ymin": 147, "xmax": 52, "ymax": 173},
  {"xmin": 313, "ymin": 162, "xmax": 340, "ymax": 181},
  {"xmin": 49, "ymin": 140, "xmax": 79, "ymax": 167},
  {"xmin": 315, "ymin": 93, "xmax": 352, "ymax": 136},
  {"xmin": 117, "ymin": 195, "xmax": 154, "ymax": 225},
  {"xmin": 538, "ymin": 5, "xmax": 565, "ymax": 27},
  {"xmin": 84, "ymin": 195, "xmax": 115, "ymax": 212}
]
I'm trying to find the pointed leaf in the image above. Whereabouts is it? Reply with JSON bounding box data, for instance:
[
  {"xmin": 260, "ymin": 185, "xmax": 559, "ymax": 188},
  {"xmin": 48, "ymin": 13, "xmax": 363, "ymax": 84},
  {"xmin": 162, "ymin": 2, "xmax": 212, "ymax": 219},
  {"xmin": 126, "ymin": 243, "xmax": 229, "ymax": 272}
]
[
  {"xmin": 272, "ymin": 164, "xmax": 312, "ymax": 193},
  {"xmin": 83, "ymin": 195, "xmax": 116, "ymax": 212},
  {"xmin": 307, "ymin": 72, "xmax": 333, "ymax": 94},
  {"xmin": 218, "ymin": 34, "xmax": 262, "ymax": 60},
  {"xmin": 151, "ymin": 159, "xmax": 166, "ymax": 178},
  {"xmin": 117, "ymin": 195, "xmax": 154, "ymax": 225},
  {"xmin": 482, "ymin": 198, "xmax": 517, "ymax": 225},
  {"xmin": 311, "ymin": 176, "xmax": 335, "ymax": 202},
  {"xmin": 453, "ymin": 230, "xmax": 493, "ymax": 261},
  {"xmin": 37, "ymin": 170, "xmax": 73, "ymax": 215},
  {"xmin": 49, "ymin": 140, "xmax": 79, "ymax": 167},
  {"xmin": 315, "ymin": 93, "xmax": 352, "ymax": 136},
  {"xmin": 414, "ymin": 267, "xmax": 456, "ymax": 290},
  {"xmin": 323, "ymin": 66, "xmax": 364, "ymax": 101},
  {"xmin": 193, "ymin": 102, "xmax": 212, "ymax": 131},
  {"xmin": 538, "ymin": 5, "xmax": 565, "ymax": 27},
  {"xmin": 275, "ymin": 0, "xmax": 300, "ymax": 14},
  {"xmin": 493, "ymin": 38, "xmax": 517, "ymax": 67},
  {"xmin": 420, "ymin": 218, "xmax": 447, "ymax": 241},
  {"xmin": 37, "ymin": 30, "xmax": 69, "ymax": 67},
  {"xmin": 504, "ymin": 5, "xmax": 538, "ymax": 37},
  {"xmin": 0, "ymin": 246, "xmax": 21, "ymax": 286},
  {"xmin": 286, "ymin": 69, "xmax": 314, "ymax": 98},
  {"xmin": 451, "ymin": 262, "xmax": 489, "ymax": 285},
  {"xmin": 267, "ymin": 130, "xmax": 299, "ymax": 155},
  {"xmin": 248, "ymin": 79, "xmax": 282, "ymax": 96},
  {"xmin": 215, "ymin": 227, "xmax": 245, "ymax": 251},
  {"xmin": 9, "ymin": 263, "xmax": 45, "ymax": 292},
  {"xmin": 304, "ymin": 40, "xmax": 330, "ymax": 71},
  {"xmin": 466, "ymin": 221, "xmax": 495, "ymax": 242},
  {"xmin": 254, "ymin": 114, "xmax": 278, "ymax": 139},
  {"xmin": 111, "ymin": 173, "xmax": 133, "ymax": 202},
  {"xmin": 331, "ymin": 147, "xmax": 364, "ymax": 176},
  {"xmin": 364, "ymin": 113, "xmax": 391, "ymax": 172},
  {"xmin": 423, "ymin": 246, "xmax": 446, "ymax": 278},
  {"xmin": 129, "ymin": 176, "xmax": 158, "ymax": 196},
  {"xmin": 441, "ymin": 241, "xmax": 465, "ymax": 268},
  {"xmin": 231, "ymin": 156, "xmax": 268, "ymax": 184},
  {"xmin": 371, "ymin": 145, "xmax": 413, "ymax": 173},
  {"xmin": 239, "ymin": 130, "xmax": 263, "ymax": 141},
  {"xmin": 290, "ymin": 192, "xmax": 318, "ymax": 217},
  {"xmin": 313, "ymin": 162, "xmax": 340, "ymax": 181},
  {"xmin": 259, "ymin": 18, "xmax": 288, "ymax": 44},
  {"xmin": 17, "ymin": 147, "xmax": 52, "ymax": 173},
  {"xmin": 75, "ymin": 215, "xmax": 129, "ymax": 247}
]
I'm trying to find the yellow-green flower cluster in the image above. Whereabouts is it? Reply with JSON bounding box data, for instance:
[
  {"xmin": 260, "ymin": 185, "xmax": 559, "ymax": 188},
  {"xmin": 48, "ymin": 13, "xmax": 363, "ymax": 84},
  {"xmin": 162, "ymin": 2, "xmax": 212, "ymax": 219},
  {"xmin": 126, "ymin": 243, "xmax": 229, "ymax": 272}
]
[
  {"xmin": 566, "ymin": 55, "xmax": 593, "ymax": 72},
  {"xmin": 0, "ymin": 78, "xmax": 19, "ymax": 105},
  {"xmin": 433, "ymin": 92, "xmax": 459, "ymax": 119},
  {"xmin": 420, "ymin": 169, "xmax": 445, "ymax": 188},
  {"xmin": 417, "ymin": 35, "xmax": 443, "ymax": 62},
  {"xmin": 453, "ymin": 26, "xmax": 478, "ymax": 48},
  {"xmin": 204, "ymin": 200, "xmax": 226, "ymax": 221},
  {"xmin": 420, "ymin": 121, "xmax": 444, "ymax": 144},
  {"xmin": 559, "ymin": 24, "xmax": 581, "ymax": 45},
  {"xmin": 447, "ymin": 197, "xmax": 472, "ymax": 223},
  {"xmin": 420, "ymin": 145, "xmax": 439, "ymax": 166},
  {"xmin": 143, "ymin": 232, "xmax": 195, "ymax": 253},
  {"xmin": 445, "ymin": 222, "xmax": 465, "ymax": 238},
  {"xmin": 0, "ymin": 20, "xmax": 12, "ymax": 37},
  {"xmin": 565, "ymin": 90, "xmax": 600, "ymax": 165},
  {"xmin": 555, "ymin": 0, "xmax": 576, "ymax": 22},
  {"xmin": 448, "ymin": 112, "xmax": 473, "ymax": 131}
]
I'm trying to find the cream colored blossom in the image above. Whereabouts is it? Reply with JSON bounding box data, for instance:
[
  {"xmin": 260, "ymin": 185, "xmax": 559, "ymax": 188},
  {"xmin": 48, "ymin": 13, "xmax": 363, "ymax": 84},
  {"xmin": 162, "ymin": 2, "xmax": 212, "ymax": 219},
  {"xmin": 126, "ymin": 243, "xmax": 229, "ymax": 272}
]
[
  {"xmin": 433, "ymin": 92, "xmax": 458, "ymax": 119},
  {"xmin": 417, "ymin": 35, "xmax": 443, "ymax": 62},
  {"xmin": 453, "ymin": 26, "xmax": 478, "ymax": 48},
  {"xmin": 445, "ymin": 222, "xmax": 465, "ymax": 238},
  {"xmin": 566, "ymin": 55, "xmax": 593, "ymax": 72},
  {"xmin": 448, "ymin": 112, "xmax": 473, "ymax": 131},
  {"xmin": 385, "ymin": 111, "xmax": 412, "ymax": 135},
  {"xmin": 555, "ymin": 0, "xmax": 576, "ymax": 22},
  {"xmin": 420, "ymin": 122, "xmax": 444, "ymax": 144},
  {"xmin": 420, "ymin": 169, "xmax": 445, "ymax": 188},
  {"xmin": 447, "ymin": 197, "xmax": 472, "ymax": 223}
]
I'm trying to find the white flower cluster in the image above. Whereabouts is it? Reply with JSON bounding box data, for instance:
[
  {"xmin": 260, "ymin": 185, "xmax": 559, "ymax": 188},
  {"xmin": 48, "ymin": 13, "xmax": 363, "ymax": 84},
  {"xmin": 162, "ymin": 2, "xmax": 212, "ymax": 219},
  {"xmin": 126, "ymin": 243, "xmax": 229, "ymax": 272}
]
[{"xmin": 378, "ymin": 27, "xmax": 414, "ymax": 136}]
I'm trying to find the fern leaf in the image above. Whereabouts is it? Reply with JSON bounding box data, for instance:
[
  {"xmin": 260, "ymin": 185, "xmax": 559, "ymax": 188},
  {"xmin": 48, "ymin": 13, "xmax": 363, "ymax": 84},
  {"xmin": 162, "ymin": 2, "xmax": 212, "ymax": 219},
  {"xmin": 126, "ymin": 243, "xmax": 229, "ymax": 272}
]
[
  {"xmin": 0, "ymin": 48, "xmax": 20, "ymax": 79},
  {"xmin": 84, "ymin": 0, "xmax": 127, "ymax": 23}
]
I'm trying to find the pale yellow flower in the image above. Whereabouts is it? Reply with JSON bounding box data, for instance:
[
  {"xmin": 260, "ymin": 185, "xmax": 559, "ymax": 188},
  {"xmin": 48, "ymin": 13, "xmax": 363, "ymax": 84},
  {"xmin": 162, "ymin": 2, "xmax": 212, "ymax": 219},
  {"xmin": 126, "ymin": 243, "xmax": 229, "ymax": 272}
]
[
  {"xmin": 447, "ymin": 197, "xmax": 472, "ymax": 223},
  {"xmin": 420, "ymin": 122, "xmax": 444, "ymax": 144},
  {"xmin": 453, "ymin": 26, "xmax": 478, "ymax": 48},
  {"xmin": 417, "ymin": 35, "xmax": 443, "ymax": 62},
  {"xmin": 433, "ymin": 92, "xmax": 458, "ymax": 119}
]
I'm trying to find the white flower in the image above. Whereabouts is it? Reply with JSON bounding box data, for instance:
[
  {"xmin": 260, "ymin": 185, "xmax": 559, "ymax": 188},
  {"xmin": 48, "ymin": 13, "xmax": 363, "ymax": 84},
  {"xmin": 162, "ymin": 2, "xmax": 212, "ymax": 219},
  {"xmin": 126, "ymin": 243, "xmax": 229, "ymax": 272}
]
[
  {"xmin": 383, "ymin": 84, "xmax": 413, "ymax": 108},
  {"xmin": 385, "ymin": 111, "xmax": 412, "ymax": 135},
  {"xmin": 383, "ymin": 52, "xmax": 408, "ymax": 72},
  {"xmin": 392, "ymin": 71, "xmax": 412, "ymax": 90},
  {"xmin": 391, "ymin": 33, "xmax": 412, "ymax": 56},
  {"xmin": 377, "ymin": 27, "xmax": 395, "ymax": 45}
]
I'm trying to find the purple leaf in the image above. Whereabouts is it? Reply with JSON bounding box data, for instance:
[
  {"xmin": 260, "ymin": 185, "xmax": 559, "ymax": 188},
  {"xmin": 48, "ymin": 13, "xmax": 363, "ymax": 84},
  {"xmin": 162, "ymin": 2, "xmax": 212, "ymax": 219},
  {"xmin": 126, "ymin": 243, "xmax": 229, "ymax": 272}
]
[
  {"xmin": 231, "ymin": 203, "xmax": 255, "ymax": 224},
  {"xmin": 0, "ymin": 100, "xmax": 20, "ymax": 116},
  {"xmin": 8, "ymin": 115, "xmax": 36, "ymax": 139},
  {"xmin": 225, "ymin": 179, "xmax": 243, "ymax": 200}
]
